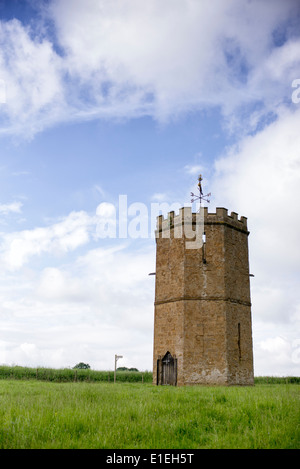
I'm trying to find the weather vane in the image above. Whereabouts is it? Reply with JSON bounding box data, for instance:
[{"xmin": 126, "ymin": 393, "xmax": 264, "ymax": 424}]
[{"xmin": 191, "ymin": 174, "xmax": 211, "ymax": 206}]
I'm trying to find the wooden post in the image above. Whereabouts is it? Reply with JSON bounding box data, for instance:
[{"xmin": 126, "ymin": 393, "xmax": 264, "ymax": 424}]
[{"xmin": 114, "ymin": 354, "xmax": 123, "ymax": 383}]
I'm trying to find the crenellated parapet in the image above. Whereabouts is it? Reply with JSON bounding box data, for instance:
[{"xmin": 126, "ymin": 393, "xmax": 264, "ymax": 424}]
[
  {"xmin": 155, "ymin": 206, "xmax": 249, "ymax": 238},
  {"xmin": 153, "ymin": 201, "xmax": 254, "ymax": 386}
]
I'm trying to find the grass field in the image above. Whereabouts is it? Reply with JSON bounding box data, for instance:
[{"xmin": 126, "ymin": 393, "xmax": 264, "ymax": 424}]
[
  {"xmin": 0, "ymin": 365, "xmax": 152, "ymax": 383},
  {"xmin": 0, "ymin": 379, "xmax": 299, "ymax": 449},
  {"xmin": 0, "ymin": 364, "xmax": 299, "ymax": 384}
]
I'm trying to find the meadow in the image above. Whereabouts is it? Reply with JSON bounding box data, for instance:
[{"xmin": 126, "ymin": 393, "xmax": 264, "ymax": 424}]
[
  {"xmin": 0, "ymin": 376, "xmax": 299, "ymax": 449},
  {"xmin": 0, "ymin": 365, "xmax": 152, "ymax": 384},
  {"xmin": 0, "ymin": 364, "xmax": 299, "ymax": 384}
]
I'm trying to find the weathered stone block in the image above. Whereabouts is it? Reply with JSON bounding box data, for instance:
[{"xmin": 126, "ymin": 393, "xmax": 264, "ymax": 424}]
[{"xmin": 153, "ymin": 207, "xmax": 254, "ymax": 386}]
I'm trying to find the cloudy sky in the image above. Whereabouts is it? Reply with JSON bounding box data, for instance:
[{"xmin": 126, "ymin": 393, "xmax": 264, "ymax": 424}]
[{"xmin": 0, "ymin": 0, "xmax": 300, "ymax": 375}]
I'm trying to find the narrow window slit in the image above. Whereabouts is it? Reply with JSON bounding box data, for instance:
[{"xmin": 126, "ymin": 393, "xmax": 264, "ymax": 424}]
[{"xmin": 238, "ymin": 323, "xmax": 242, "ymax": 360}]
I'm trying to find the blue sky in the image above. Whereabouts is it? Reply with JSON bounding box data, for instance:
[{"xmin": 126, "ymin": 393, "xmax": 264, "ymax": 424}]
[{"xmin": 0, "ymin": 0, "xmax": 300, "ymax": 375}]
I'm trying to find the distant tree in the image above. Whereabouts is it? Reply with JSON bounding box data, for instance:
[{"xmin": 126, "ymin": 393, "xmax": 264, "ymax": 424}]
[
  {"xmin": 116, "ymin": 366, "xmax": 139, "ymax": 372},
  {"xmin": 73, "ymin": 362, "xmax": 90, "ymax": 369}
]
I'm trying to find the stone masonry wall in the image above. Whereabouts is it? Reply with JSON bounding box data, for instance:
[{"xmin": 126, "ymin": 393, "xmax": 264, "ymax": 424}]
[{"xmin": 153, "ymin": 207, "xmax": 254, "ymax": 386}]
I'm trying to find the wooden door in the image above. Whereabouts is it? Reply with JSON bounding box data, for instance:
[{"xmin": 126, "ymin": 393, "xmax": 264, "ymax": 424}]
[{"xmin": 162, "ymin": 352, "xmax": 177, "ymax": 385}]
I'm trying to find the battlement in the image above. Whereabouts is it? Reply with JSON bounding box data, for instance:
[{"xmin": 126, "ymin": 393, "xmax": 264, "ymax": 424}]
[
  {"xmin": 153, "ymin": 198, "xmax": 254, "ymax": 386},
  {"xmin": 155, "ymin": 206, "xmax": 249, "ymax": 237}
]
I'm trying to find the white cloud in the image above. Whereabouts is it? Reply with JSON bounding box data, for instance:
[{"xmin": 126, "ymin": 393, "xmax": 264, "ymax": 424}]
[
  {"xmin": 0, "ymin": 241, "xmax": 155, "ymax": 370},
  {"xmin": 37, "ymin": 267, "xmax": 86, "ymax": 303},
  {"xmin": 0, "ymin": 210, "xmax": 93, "ymax": 270},
  {"xmin": 48, "ymin": 0, "xmax": 300, "ymax": 121},
  {"xmin": 211, "ymin": 106, "xmax": 300, "ymax": 375},
  {"xmin": 0, "ymin": 0, "xmax": 299, "ymax": 137},
  {"xmin": 254, "ymin": 335, "xmax": 300, "ymax": 376},
  {"xmin": 184, "ymin": 164, "xmax": 205, "ymax": 176},
  {"xmin": 213, "ymin": 106, "xmax": 300, "ymax": 276},
  {"xmin": 260, "ymin": 337, "xmax": 290, "ymax": 358},
  {"xmin": 0, "ymin": 201, "xmax": 22, "ymax": 215},
  {"xmin": 0, "ymin": 18, "xmax": 64, "ymax": 137},
  {"xmin": 0, "ymin": 200, "xmax": 156, "ymax": 370}
]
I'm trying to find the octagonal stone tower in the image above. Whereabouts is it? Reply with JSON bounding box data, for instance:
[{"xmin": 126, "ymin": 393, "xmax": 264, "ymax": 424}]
[{"xmin": 153, "ymin": 207, "xmax": 254, "ymax": 386}]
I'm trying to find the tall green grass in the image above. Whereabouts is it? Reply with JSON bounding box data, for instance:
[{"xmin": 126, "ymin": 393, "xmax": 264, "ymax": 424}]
[
  {"xmin": 0, "ymin": 365, "xmax": 152, "ymax": 383},
  {"xmin": 0, "ymin": 365, "xmax": 299, "ymax": 385},
  {"xmin": 0, "ymin": 380, "xmax": 299, "ymax": 449},
  {"xmin": 254, "ymin": 376, "xmax": 300, "ymax": 384}
]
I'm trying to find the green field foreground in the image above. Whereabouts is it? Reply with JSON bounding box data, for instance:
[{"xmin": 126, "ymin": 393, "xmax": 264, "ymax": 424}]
[
  {"xmin": 0, "ymin": 364, "xmax": 299, "ymax": 384},
  {"xmin": 0, "ymin": 380, "xmax": 299, "ymax": 449},
  {"xmin": 0, "ymin": 365, "xmax": 153, "ymax": 383}
]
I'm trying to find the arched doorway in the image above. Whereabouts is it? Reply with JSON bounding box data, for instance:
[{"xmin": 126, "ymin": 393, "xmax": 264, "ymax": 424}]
[{"xmin": 161, "ymin": 351, "xmax": 177, "ymax": 385}]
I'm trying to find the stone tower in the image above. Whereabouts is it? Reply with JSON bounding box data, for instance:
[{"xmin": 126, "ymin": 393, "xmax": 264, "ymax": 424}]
[{"xmin": 153, "ymin": 206, "xmax": 254, "ymax": 386}]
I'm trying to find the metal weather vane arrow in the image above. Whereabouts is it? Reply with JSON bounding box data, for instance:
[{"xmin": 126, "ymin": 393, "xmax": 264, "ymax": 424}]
[{"xmin": 191, "ymin": 174, "xmax": 211, "ymax": 206}]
